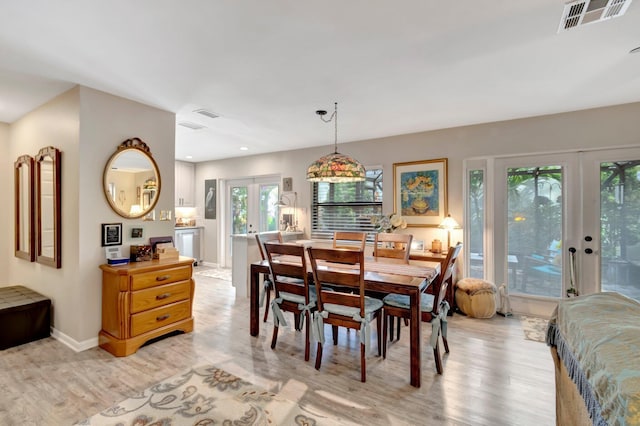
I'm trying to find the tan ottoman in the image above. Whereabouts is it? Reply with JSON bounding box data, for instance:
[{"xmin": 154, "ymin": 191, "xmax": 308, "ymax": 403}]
[{"xmin": 455, "ymin": 278, "xmax": 497, "ymax": 318}]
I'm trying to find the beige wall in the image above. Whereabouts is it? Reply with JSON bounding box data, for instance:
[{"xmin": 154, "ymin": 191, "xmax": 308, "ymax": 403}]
[
  {"xmin": 196, "ymin": 102, "xmax": 640, "ymax": 264},
  {"xmin": 4, "ymin": 86, "xmax": 176, "ymax": 348},
  {"xmin": 0, "ymin": 122, "xmax": 9, "ymax": 274}
]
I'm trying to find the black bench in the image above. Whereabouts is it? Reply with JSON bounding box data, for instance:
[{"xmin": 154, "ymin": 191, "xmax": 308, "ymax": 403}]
[{"xmin": 0, "ymin": 286, "xmax": 51, "ymax": 350}]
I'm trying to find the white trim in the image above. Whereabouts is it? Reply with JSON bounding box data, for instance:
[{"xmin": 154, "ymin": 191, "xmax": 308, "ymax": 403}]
[{"xmin": 50, "ymin": 327, "xmax": 98, "ymax": 352}]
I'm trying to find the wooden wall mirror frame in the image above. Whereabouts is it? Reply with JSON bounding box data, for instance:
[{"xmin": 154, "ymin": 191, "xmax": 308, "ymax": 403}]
[
  {"xmin": 35, "ymin": 146, "xmax": 62, "ymax": 268},
  {"xmin": 14, "ymin": 155, "xmax": 35, "ymax": 261},
  {"xmin": 103, "ymin": 138, "xmax": 161, "ymax": 219}
]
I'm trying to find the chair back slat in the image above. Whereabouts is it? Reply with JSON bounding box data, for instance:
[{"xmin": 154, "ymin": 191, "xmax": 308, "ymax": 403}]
[
  {"xmin": 373, "ymin": 233, "xmax": 413, "ymax": 261},
  {"xmin": 432, "ymin": 242, "xmax": 463, "ymax": 315},
  {"xmin": 255, "ymin": 232, "xmax": 283, "ymax": 261},
  {"xmin": 264, "ymin": 242, "xmax": 309, "ymax": 299},
  {"xmin": 307, "ymin": 247, "xmax": 365, "ymax": 314},
  {"xmin": 333, "ymin": 231, "xmax": 367, "ymax": 251}
]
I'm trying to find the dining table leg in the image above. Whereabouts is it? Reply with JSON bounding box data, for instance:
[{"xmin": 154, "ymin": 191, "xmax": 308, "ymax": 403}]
[
  {"xmin": 250, "ymin": 264, "xmax": 260, "ymax": 337},
  {"xmin": 409, "ymin": 288, "xmax": 421, "ymax": 387}
]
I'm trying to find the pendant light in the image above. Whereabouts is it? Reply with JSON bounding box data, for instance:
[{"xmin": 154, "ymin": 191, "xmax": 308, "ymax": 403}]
[{"xmin": 306, "ymin": 102, "xmax": 366, "ymax": 183}]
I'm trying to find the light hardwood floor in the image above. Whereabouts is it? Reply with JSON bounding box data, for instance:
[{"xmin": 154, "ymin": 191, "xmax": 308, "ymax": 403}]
[{"xmin": 0, "ymin": 268, "xmax": 555, "ymax": 425}]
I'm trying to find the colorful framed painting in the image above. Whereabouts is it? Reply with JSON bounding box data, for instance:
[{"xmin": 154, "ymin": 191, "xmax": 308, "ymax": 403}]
[{"xmin": 393, "ymin": 158, "xmax": 448, "ymax": 227}]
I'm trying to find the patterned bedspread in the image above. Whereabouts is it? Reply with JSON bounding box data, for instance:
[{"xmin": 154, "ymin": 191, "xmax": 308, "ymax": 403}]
[{"xmin": 546, "ymin": 292, "xmax": 640, "ymax": 425}]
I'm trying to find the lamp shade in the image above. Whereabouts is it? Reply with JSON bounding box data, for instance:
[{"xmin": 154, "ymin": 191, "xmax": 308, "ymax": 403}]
[
  {"xmin": 438, "ymin": 214, "xmax": 461, "ymax": 230},
  {"xmin": 306, "ymin": 152, "xmax": 366, "ymax": 183}
]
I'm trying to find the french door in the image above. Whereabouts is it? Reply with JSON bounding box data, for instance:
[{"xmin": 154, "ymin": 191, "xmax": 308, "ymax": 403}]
[
  {"xmin": 477, "ymin": 147, "xmax": 640, "ymax": 309},
  {"xmin": 224, "ymin": 176, "xmax": 280, "ymax": 264}
]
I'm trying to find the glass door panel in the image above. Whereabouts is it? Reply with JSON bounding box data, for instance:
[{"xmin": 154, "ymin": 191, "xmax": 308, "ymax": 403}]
[
  {"xmin": 230, "ymin": 185, "xmax": 248, "ymax": 234},
  {"xmin": 506, "ymin": 165, "xmax": 563, "ymax": 297},
  {"xmin": 259, "ymin": 184, "xmax": 279, "ymax": 232}
]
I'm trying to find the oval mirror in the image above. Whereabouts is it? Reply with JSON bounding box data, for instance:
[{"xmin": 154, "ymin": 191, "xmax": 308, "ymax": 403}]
[{"xmin": 103, "ymin": 138, "xmax": 161, "ymax": 219}]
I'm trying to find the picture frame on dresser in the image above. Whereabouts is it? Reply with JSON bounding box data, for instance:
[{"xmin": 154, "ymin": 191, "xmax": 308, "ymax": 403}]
[{"xmin": 101, "ymin": 223, "xmax": 122, "ymax": 246}]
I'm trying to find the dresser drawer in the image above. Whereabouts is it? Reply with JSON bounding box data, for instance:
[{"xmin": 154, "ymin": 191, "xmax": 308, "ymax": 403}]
[
  {"xmin": 130, "ymin": 281, "xmax": 191, "ymax": 314},
  {"xmin": 130, "ymin": 300, "xmax": 191, "ymax": 337},
  {"xmin": 130, "ymin": 265, "xmax": 192, "ymax": 291}
]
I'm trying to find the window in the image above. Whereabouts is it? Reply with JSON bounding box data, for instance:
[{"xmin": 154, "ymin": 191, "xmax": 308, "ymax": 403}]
[
  {"xmin": 311, "ymin": 168, "xmax": 383, "ymax": 239},
  {"xmin": 467, "ymin": 169, "xmax": 485, "ymax": 278}
]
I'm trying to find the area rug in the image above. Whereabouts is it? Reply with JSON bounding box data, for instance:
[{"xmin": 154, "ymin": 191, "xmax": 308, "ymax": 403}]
[
  {"xmin": 520, "ymin": 315, "xmax": 549, "ymax": 343},
  {"xmin": 75, "ymin": 365, "xmax": 345, "ymax": 425},
  {"xmin": 194, "ymin": 265, "xmax": 232, "ymax": 281}
]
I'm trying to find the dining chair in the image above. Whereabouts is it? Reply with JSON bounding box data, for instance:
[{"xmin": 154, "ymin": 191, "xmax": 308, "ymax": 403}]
[
  {"xmin": 255, "ymin": 232, "xmax": 283, "ymax": 322},
  {"xmin": 307, "ymin": 247, "xmax": 383, "ymax": 382},
  {"xmin": 373, "ymin": 233, "xmax": 413, "ymax": 262},
  {"xmin": 264, "ymin": 242, "xmax": 315, "ymax": 361},
  {"xmin": 332, "ymin": 231, "xmax": 367, "ymax": 251},
  {"xmin": 382, "ymin": 242, "xmax": 462, "ymax": 374}
]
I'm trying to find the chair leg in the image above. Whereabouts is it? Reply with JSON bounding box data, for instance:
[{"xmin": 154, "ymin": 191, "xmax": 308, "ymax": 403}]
[
  {"xmin": 376, "ymin": 313, "xmax": 382, "ymax": 356},
  {"xmin": 332, "ymin": 325, "xmax": 339, "ymax": 345},
  {"xmin": 382, "ymin": 313, "xmax": 388, "ymax": 359},
  {"xmin": 389, "ymin": 316, "xmax": 395, "ymax": 341},
  {"xmin": 396, "ymin": 317, "xmax": 401, "ymax": 340},
  {"xmin": 263, "ymin": 279, "xmax": 272, "ymax": 322},
  {"xmin": 315, "ymin": 342, "xmax": 323, "ymax": 370},
  {"xmin": 294, "ymin": 313, "xmax": 302, "ymax": 331},
  {"xmin": 304, "ymin": 312, "xmax": 311, "ymax": 361},
  {"xmin": 271, "ymin": 325, "xmax": 279, "ymax": 350},
  {"xmin": 442, "ymin": 334, "xmax": 450, "ymax": 354},
  {"xmin": 433, "ymin": 339, "xmax": 443, "ymax": 374},
  {"xmin": 360, "ymin": 342, "xmax": 366, "ymax": 382}
]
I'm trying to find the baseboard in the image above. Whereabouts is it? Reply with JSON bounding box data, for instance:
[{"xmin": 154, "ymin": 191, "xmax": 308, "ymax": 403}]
[{"xmin": 50, "ymin": 327, "xmax": 99, "ymax": 352}]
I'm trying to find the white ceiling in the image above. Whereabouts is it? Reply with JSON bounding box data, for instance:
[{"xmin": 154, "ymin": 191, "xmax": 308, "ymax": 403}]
[{"xmin": 1, "ymin": 1, "xmax": 639, "ymax": 162}]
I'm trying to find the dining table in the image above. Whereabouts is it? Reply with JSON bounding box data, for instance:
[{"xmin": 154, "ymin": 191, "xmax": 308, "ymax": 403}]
[{"xmin": 249, "ymin": 254, "xmax": 440, "ymax": 388}]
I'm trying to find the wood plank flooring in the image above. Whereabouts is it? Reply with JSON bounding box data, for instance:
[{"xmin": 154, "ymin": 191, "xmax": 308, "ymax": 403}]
[{"xmin": 0, "ymin": 268, "xmax": 555, "ymax": 425}]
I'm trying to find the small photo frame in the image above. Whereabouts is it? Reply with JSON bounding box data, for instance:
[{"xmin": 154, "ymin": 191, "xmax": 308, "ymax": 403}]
[
  {"xmin": 101, "ymin": 223, "xmax": 122, "ymax": 246},
  {"xmin": 411, "ymin": 240, "xmax": 425, "ymax": 252},
  {"xmin": 131, "ymin": 227, "xmax": 144, "ymax": 239}
]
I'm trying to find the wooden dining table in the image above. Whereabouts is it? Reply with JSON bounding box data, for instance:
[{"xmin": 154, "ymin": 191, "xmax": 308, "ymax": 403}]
[{"xmin": 249, "ymin": 255, "xmax": 440, "ymax": 387}]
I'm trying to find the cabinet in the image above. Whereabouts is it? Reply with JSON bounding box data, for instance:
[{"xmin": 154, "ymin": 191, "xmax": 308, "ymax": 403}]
[
  {"xmin": 175, "ymin": 161, "xmax": 195, "ymax": 207},
  {"xmin": 99, "ymin": 257, "xmax": 195, "ymax": 356},
  {"xmin": 175, "ymin": 227, "xmax": 203, "ymax": 264}
]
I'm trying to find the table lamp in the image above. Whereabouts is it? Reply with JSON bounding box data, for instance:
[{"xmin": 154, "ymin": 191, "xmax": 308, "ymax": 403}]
[{"xmin": 438, "ymin": 214, "xmax": 461, "ymax": 252}]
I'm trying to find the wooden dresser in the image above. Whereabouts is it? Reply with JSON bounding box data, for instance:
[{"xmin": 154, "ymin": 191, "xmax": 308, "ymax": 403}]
[{"xmin": 99, "ymin": 257, "xmax": 195, "ymax": 356}]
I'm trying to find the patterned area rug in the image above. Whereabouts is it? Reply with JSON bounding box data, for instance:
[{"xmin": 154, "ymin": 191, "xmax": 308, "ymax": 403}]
[
  {"xmin": 520, "ymin": 316, "xmax": 549, "ymax": 343},
  {"xmin": 76, "ymin": 365, "xmax": 351, "ymax": 425},
  {"xmin": 194, "ymin": 265, "xmax": 232, "ymax": 282}
]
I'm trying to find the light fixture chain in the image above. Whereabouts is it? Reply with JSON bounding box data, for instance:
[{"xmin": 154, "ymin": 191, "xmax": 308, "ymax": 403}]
[{"xmin": 333, "ymin": 102, "xmax": 338, "ymax": 154}]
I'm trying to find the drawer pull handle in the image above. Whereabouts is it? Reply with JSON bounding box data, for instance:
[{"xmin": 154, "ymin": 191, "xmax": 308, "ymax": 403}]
[
  {"xmin": 156, "ymin": 314, "xmax": 170, "ymax": 321},
  {"xmin": 156, "ymin": 275, "xmax": 170, "ymax": 281},
  {"xmin": 156, "ymin": 293, "xmax": 172, "ymax": 300}
]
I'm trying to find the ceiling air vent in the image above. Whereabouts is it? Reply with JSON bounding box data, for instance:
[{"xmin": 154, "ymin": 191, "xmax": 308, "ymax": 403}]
[
  {"xmin": 178, "ymin": 121, "xmax": 206, "ymax": 130},
  {"xmin": 558, "ymin": 0, "xmax": 633, "ymax": 32},
  {"xmin": 193, "ymin": 109, "xmax": 219, "ymax": 119}
]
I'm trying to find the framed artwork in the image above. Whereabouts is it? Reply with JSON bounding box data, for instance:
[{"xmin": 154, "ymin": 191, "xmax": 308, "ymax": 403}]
[
  {"xmin": 101, "ymin": 223, "xmax": 122, "ymax": 246},
  {"xmin": 131, "ymin": 227, "xmax": 144, "ymax": 239},
  {"xmin": 205, "ymin": 179, "xmax": 216, "ymax": 219},
  {"xmin": 393, "ymin": 158, "xmax": 448, "ymax": 227}
]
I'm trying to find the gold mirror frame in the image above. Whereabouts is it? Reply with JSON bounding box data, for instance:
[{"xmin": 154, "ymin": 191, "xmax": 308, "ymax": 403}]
[
  {"xmin": 36, "ymin": 146, "xmax": 62, "ymax": 268},
  {"xmin": 103, "ymin": 138, "xmax": 161, "ymax": 219},
  {"xmin": 15, "ymin": 155, "xmax": 35, "ymax": 261}
]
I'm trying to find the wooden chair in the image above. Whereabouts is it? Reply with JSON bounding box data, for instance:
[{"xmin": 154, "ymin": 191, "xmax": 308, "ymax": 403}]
[
  {"xmin": 333, "ymin": 231, "xmax": 367, "ymax": 251},
  {"xmin": 382, "ymin": 242, "xmax": 462, "ymax": 374},
  {"xmin": 264, "ymin": 242, "xmax": 315, "ymax": 361},
  {"xmin": 373, "ymin": 233, "xmax": 413, "ymax": 262},
  {"xmin": 307, "ymin": 247, "xmax": 383, "ymax": 382},
  {"xmin": 255, "ymin": 232, "xmax": 283, "ymax": 322}
]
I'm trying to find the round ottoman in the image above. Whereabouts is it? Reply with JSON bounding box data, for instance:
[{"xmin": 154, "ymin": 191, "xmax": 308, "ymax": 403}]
[{"xmin": 455, "ymin": 278, "xmax": 497, "ymax": 318}]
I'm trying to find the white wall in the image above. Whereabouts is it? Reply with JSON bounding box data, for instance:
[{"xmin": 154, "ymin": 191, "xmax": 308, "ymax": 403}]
[
  {"xmin": 196, "ymin": 102, "xmax": 640, "ymax": 264},
  {"xmin": 5, "ymin": 86, "xmax": 176, "ymax": 348}
]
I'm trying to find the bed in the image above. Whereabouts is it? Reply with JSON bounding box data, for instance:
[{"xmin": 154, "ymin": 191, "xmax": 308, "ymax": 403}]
[{"xmin": 546, "ymin": 292, "xmax": 640, "ymax": 425}]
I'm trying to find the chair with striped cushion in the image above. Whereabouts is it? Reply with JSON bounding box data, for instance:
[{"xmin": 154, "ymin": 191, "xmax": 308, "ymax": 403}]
[
  {"xmin": 264, "ymin": 241, "xmax": 315, "ymax": 361},
  {"xmin": 255, "ymin": 232, "xmax": 283, "ymax": 322},
  {"xmin": 382, "ymin": 242, "xmax": 462, "ymax": 374},
  {"xmin": 307, "ymin": 247, "xmax": 383, "ymax": 382}
]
